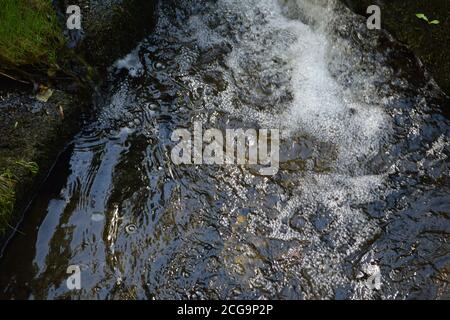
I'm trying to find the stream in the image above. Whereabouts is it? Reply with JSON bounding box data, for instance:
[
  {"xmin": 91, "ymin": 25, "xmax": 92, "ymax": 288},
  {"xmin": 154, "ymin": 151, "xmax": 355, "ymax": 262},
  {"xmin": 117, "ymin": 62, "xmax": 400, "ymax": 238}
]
[{"xmin": 0, "ymin": 0, "xmax": 449, "ymax": 299}]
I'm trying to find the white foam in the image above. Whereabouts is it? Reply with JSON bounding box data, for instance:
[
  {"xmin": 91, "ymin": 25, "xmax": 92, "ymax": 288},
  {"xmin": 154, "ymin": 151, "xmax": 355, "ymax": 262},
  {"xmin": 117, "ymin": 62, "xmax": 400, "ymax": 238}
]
[
  {"xmin": 180, "ymin": 0, "xmax": 392, "ymax": 293},
  {"xmin": 113, "ymin": 46, "xmax": 144, "ymax": 77},
  {"xmin": 110, "ymin": 1, "xmax": 392, "ymax": 245},
  {"xmin": 213, "ymin": 0, "xmax": 390, "ymax": 172},
  {"xmin": 154, "ymin": 0, "xmax": 392, "ymax": 211}
]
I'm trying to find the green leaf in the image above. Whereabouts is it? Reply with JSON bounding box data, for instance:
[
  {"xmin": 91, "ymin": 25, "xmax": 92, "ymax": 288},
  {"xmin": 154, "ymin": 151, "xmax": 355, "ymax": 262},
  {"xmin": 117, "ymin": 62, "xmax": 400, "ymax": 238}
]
[
  {"xmin": 14, "ymin": 160, "xmax": 38, "ymax": 175},
  {"xmin": 429, "ymin": 20, "xmax": 440, "ymax": 25},
  {"xmin": 416, "ymin": 13, "xmax": 428, "ymax": 21}
]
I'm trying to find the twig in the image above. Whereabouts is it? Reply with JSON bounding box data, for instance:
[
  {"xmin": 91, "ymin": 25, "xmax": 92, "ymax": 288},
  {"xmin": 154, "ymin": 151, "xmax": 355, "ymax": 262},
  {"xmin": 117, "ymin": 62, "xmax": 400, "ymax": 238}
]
[
  {"xmin": 6, "ymin": 223, "xmax": 26, "ymax": 236},
  {"xmin": 0, "ymin": 71, "xmax": 31, "ymax": 84}
]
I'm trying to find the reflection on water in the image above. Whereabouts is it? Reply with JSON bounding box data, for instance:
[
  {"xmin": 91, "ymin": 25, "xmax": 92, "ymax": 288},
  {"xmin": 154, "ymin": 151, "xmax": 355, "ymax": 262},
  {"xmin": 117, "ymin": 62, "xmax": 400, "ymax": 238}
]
[{"xmin": 0, "ymin": 0, "xmax": 449, "ymax": 299}]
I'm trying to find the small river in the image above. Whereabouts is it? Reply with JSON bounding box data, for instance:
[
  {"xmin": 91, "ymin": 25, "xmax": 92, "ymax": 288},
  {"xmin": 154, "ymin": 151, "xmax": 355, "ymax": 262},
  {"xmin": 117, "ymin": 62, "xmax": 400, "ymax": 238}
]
[{"xmin": 0, "ymin": 0, "xmax": 449, "ymax": 299}]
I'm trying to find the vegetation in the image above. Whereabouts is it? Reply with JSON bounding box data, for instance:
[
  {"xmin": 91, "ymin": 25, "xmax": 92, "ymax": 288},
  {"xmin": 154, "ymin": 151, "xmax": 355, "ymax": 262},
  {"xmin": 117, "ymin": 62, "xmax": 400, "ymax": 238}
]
[
  {"xmin": 0, "ymin": 0, "xmax": 64, "ymax": 72},
  {"xmin": 415, "ymin": 13, "xmax": 440, "ymax": 25},
  {"xmin": 0, "ymin": 161, "xmax": 38, "ymax": 233},
  {"xmin": 0, "ymin": 171, "xmax": 16, "ymax": 232}
]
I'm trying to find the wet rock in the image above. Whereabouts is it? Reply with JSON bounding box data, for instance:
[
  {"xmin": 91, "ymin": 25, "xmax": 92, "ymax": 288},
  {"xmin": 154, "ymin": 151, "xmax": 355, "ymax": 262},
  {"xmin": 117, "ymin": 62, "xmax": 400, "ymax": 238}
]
[
  {"xmin": 289, "ymin": 214, "xmax": 307, "ymax": 232},
  {"xmin": 278, "ymin": 284, "xmax": 304, "ymax": 299},
  {"xmin": 58, "ymin": 0, "xmax": 157, "ymax": 70},
  {"xmin": 366, "ymin": 200, "xmax": 387, "ymax": 219},
  {"xmin": 312, "ymin": 213, "xmax": 332, "ymax": 232},
  {"xmin": 342, "ymin": 0, "xmax": 450, "ymax": 96}
]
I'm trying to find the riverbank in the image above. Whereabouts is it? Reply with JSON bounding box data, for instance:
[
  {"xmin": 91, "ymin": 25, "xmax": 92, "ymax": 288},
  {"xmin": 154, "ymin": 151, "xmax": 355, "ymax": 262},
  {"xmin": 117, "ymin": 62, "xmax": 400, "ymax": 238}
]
[
  {"xmin": 0, "ymin": 0, "xmax": 65, "ymax": 83},
  {"xmin": 0, "ymin": 0, "xmax": 156, "ymax": 243},
  {"xmin": 0, "ymin": 82, "xmax": 82, "ymax": 234}
]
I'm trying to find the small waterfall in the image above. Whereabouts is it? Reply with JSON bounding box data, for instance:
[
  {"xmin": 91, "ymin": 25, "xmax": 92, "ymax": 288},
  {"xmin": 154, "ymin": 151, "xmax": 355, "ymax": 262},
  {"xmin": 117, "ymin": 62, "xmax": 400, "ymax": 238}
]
[{"xmin": 0, "ymin": 0, "xmax": 448, "ymax": 300}]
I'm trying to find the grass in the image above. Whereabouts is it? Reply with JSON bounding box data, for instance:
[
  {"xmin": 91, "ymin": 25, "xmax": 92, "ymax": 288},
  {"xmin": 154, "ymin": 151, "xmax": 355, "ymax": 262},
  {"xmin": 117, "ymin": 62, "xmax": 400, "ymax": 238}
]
[
  {"xmin": 0, "ymin": 171, "xmax": 16, "ymax": 232},
  {"xmin": 0, "ymin": 0, "xmax": 64, "ymax": 70},
  {"xmin": 0, "ymin": 161, "xmax": 38, "ymax": 233}
]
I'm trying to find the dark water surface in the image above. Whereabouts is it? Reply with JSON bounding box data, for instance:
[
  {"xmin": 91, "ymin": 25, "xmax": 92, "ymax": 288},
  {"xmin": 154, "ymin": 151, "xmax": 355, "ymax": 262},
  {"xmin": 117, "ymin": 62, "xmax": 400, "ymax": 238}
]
[{"xmin": 0, "ymin": 0, "xmax": 449, "ymax": 299}]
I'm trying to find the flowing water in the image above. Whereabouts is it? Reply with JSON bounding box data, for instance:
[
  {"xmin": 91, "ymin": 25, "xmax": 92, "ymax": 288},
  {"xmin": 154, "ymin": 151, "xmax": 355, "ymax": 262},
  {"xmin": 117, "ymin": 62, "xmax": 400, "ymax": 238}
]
[{"xmin": 1, "ymin": 0, "xmax": 449, "ymax": 299}]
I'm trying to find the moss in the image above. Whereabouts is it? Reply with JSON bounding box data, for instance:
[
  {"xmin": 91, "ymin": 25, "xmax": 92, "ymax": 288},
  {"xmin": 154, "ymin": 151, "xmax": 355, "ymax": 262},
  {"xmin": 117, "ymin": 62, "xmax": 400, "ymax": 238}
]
[
  {"xmin": 0, "ymin": 161, "xmax": 38, "ymax": 233},
  {"xmin": 0, "ymin": 0, "xmax": 65, "ymax": 72}
]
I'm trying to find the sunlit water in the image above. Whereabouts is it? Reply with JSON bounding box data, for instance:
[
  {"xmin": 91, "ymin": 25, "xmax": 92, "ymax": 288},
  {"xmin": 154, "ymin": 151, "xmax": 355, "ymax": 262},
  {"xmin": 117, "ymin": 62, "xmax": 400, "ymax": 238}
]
[{"xmin": 1, "ymin": 0, "xmax": 449, "ymax": 299}]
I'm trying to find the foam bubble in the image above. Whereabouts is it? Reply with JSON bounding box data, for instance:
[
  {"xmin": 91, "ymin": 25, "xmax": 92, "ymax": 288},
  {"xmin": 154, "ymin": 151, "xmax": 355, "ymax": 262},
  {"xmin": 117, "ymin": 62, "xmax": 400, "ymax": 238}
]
[{"xmin": 113, "ymin": 46, "xmax": 144, "ymax": 77}]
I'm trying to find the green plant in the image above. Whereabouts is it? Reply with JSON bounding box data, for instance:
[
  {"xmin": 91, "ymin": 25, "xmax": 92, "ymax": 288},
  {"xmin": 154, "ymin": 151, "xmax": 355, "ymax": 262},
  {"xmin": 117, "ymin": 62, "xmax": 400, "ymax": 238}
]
[
  {"xmin": 0, "ymin": 161, "xmax": 38, "ymax": 232},
  {"xmin": 0, "ymin": 171, "xmax": 16, "ymax": 230},
  {"xmin": 415, "ymin": 13, "xmax": 440, "ymax": 25},
  {"xmin": 0, "ymin": 0, "xmax": 64, "ymax": 70},
  {"xmin": 14, "ymin": 160, "xmax": 39, "ymax": 175}
]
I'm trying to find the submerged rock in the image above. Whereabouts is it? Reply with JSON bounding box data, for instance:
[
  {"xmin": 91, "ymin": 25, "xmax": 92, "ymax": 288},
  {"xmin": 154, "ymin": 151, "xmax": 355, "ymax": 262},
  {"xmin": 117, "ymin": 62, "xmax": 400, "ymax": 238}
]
[{"xmin": 58, "ymin": 0, "xmax": 157, "ymax": 71}]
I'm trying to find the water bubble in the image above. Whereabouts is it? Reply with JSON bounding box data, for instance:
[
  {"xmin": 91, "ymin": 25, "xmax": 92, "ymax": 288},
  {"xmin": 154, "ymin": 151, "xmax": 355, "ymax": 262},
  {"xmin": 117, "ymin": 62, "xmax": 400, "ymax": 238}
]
[{"xmin": 125, "ymin": 224, "xmax": 138, "ymax": 234}]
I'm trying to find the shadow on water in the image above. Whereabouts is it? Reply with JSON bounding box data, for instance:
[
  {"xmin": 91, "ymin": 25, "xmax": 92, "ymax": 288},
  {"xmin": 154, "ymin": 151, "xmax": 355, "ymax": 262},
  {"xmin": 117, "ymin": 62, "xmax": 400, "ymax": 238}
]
[{"xmin": 0, "ymin": 0, "xmax": 449, "ymax": 299}]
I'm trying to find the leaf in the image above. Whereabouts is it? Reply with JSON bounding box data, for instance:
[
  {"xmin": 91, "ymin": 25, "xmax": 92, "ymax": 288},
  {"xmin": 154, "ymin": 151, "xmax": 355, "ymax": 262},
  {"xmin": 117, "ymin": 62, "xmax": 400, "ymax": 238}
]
[
  {"xmin": 429, "ymin": 20, "xmax": 440, "ymax": 25},
  {"xmin": 15, "ymin": 160, "xmax": 39, "ymax": 175},
  {"xmin": 415, "ymin": 13, "xmax": 428, "ymax": 21},
  {"xmin": 36, "ymin": 86, "xmax": 53, "ymax": 102}
]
